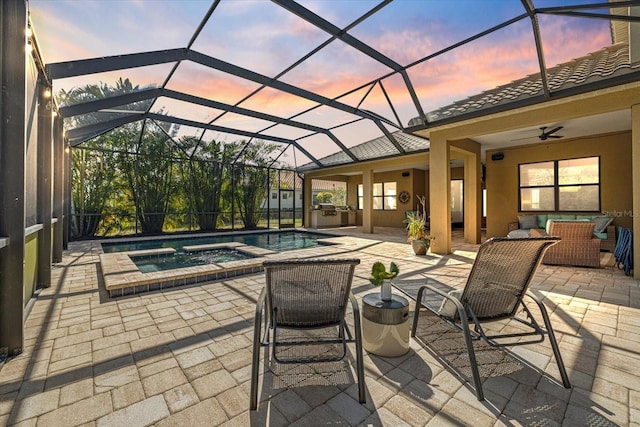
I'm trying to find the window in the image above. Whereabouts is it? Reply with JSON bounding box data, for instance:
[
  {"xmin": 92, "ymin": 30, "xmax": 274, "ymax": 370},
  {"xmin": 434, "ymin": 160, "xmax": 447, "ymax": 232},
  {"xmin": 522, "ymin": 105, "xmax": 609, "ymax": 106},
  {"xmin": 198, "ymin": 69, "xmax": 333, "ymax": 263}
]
[
  {"xmin": 282, "ymin": 192, "xmax": 288, "ymax": 200},
  {"xmin": 271, "ymin": 192, "xmax": 277, "ymax": 199},
  {"xmin": 519, "ymin": 157, "xmax": 599, "ymax": 212},
  {"xmin": 357, "ymin": 182, "xmax": 397, "ymax": 210}
]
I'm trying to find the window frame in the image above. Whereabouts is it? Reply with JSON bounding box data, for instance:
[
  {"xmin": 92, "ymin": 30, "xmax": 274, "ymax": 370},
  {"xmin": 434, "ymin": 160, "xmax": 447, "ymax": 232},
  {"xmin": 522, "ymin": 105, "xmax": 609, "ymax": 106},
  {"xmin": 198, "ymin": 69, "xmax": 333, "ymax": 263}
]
[
  {"xmin": 518, "ymin": 156, "xmax": 601, "ymax": 212},
  {"xmin": 357, "ymin": 182, "xmax": 397, "ymax": 210}
]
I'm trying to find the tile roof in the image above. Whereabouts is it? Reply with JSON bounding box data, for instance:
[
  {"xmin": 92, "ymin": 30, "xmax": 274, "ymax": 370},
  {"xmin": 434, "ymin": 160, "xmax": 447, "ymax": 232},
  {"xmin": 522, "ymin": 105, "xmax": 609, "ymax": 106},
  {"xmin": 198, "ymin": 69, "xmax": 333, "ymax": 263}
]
[
  {"xmin": 418, "ymin": 42, "xmax": 637, "ymax": 124},
  {"xmin": 297, "ymin": 130, "xmax": 429, "ymax": 172},
  {"xmin": 300, "ymin": 43, "xmax": 638, "ymax": 173}
]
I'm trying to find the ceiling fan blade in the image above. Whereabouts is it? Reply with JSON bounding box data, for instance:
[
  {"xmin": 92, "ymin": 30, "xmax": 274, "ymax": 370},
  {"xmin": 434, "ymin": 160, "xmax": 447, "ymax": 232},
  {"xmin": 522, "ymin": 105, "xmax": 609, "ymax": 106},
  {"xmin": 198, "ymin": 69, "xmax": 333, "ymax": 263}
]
[
  {"xmin": 545, "ymin": 126, "xmax": 563, "ymax": 136},
  {"xmin": 548, "ymin": 134, "xmax": 563, "ymax": 138}
]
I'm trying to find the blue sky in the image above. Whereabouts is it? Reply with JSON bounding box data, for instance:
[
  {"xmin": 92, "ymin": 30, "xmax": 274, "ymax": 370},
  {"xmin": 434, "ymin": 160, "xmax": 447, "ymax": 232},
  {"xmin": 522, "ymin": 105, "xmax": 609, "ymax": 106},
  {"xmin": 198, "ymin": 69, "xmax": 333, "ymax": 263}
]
[{"xmin": 29, "ymin": 0, "xmax": 612, "ymax": 165}]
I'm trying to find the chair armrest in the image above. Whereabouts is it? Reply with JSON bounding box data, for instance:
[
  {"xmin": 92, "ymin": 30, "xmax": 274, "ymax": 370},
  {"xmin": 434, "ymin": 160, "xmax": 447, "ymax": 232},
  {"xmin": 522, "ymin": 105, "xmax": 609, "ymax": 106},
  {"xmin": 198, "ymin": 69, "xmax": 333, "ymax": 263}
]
[
  {"xmin": 254, "ymin": 288, "xmax": 268, "ymax": 342},
  {"xmin": 507, "ymin": 221, "xmax": 520, "ymax": 232},
  {"xmin": 348, "ymin": 292, "xmax": 360, "ymax": 316}
]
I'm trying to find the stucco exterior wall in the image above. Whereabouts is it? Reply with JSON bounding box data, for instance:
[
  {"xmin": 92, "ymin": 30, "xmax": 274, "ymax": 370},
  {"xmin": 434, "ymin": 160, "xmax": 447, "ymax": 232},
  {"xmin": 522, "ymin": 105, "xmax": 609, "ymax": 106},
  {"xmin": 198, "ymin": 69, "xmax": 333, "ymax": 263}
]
[
  {"xmin": 485, "ymin": 131, "xmax": 633, "ymax": 238},
  {"xmin": 346, "ymin": 168, "xmax": 427, "ymax": 227}
]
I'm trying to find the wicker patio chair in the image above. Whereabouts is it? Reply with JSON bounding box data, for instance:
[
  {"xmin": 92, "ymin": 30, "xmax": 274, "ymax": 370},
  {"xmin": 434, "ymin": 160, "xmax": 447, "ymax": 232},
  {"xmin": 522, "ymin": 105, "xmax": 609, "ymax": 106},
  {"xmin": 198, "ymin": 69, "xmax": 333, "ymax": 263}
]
[
  {"xmin": 250, "ymin": 258, "xmax": 365, "ymax": 410},
  {"xmin": 411, "ymin": 237, "xmax": 571, "ymax": 401},
  {"xmin": 543, "ymin": 221, "xmax": 601, "ymax": 267}
]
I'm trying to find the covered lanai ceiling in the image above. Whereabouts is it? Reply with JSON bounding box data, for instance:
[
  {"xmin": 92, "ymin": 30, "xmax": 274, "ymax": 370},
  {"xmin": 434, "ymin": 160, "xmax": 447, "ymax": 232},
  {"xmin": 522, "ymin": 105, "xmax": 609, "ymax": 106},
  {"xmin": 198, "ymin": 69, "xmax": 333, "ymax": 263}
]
[{"xmin": 30, "ymin": 0, "xmax": 640, "ymax": 171}]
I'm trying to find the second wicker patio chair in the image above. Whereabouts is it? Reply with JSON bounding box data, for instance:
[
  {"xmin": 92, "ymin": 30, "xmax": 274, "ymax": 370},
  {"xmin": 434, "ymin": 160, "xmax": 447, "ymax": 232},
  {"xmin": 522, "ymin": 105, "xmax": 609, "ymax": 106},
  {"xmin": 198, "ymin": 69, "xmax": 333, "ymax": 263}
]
[
  {"xmin": 250, "ymin": 258, "xmax": 365, "ymax": 410},
  {"xmin": 411, "ymin": 237, "xmax": 571, "ymax": 401}
]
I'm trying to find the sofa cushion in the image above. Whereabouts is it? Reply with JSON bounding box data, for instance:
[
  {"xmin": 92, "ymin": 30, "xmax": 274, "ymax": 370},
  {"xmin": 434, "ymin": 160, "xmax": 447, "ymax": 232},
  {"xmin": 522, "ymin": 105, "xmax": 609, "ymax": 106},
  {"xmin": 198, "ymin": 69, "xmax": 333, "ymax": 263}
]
[
  {"xmin": 592, "ymin": 216, "xmax": 613, "ymax": 233},
  {"xmin": 518, "ymin": 215, "xmax": 539, "ymax": 230},
  {"xmin": 536, "ymin": 214, "xmax": 548, "ymax": 229}
]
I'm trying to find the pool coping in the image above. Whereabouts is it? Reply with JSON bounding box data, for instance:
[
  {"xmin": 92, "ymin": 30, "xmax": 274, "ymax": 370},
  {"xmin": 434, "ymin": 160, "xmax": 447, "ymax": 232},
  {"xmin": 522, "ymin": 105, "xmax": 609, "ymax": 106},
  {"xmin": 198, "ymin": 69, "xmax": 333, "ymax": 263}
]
[{"xmin": 99, "ymin": 230, "xmax": 351, "ymax": 298}]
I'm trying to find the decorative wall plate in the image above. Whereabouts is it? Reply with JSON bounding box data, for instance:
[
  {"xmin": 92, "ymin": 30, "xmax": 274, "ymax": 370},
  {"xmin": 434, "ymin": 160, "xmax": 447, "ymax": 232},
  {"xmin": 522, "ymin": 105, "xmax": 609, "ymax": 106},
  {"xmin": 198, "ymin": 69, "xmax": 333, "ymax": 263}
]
[{"xmin": 398, "ymin": 190, "xmax": 410, "ymax": 204}]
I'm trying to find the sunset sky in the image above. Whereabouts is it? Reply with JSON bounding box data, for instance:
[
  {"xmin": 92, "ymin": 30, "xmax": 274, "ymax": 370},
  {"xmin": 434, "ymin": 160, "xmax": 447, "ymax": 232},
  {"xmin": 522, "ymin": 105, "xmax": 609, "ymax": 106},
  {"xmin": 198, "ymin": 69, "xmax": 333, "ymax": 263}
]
[{"xmin": 29, "ymin": 0, "xmax": 613, "ymax": 166}]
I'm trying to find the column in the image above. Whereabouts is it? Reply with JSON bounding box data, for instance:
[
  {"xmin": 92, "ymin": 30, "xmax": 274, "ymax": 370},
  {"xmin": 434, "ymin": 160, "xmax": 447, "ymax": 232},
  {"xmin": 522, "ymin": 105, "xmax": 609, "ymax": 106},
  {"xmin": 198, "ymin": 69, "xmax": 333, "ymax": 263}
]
[
  {"xmin": 0, "ymin": 0, "xmax": 27, "ymax": 356},
  {"xmin": 37, "ymin": 80, "xmax": 53, "ymax": 287},
  {"xmin": 632, "ymin": 104, "xmax": 640, "ymax": 280},
  {"xmin": 53, "ymin": 116, "xmax": 64, "ymax": 262},
  {"xmin": 362, "ymin": 168, "xmax": 373, "ymax": 233},
  {"xmin": 63, "ymin": 140, "xmax": 71, "ymax": 249},
  {"xmin": 452, "ymin": 139, "xmax": 482, "ymax": 244},
  {"xmin": 428, "ymin": 133, "xmax": 451, "ymax": 254},
  {"xmin": 303, "ymin": 175, "xmax": 312, "ymax": 227}
]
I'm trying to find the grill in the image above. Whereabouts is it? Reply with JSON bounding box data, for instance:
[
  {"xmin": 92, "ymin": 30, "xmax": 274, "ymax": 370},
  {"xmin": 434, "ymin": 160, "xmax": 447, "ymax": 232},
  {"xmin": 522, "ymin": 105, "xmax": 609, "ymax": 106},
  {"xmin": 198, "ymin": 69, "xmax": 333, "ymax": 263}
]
[{"xmin": 314, "ymin": 204, "xmax": 337, "ymax": 216}]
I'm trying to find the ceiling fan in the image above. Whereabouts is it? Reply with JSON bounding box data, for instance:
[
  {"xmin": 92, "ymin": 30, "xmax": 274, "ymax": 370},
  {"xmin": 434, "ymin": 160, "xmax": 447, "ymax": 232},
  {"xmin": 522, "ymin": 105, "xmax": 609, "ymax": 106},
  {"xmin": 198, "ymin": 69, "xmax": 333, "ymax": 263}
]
[{"xmin": 538, "ymin": 126, "xmax": 564, "ymax": 141}]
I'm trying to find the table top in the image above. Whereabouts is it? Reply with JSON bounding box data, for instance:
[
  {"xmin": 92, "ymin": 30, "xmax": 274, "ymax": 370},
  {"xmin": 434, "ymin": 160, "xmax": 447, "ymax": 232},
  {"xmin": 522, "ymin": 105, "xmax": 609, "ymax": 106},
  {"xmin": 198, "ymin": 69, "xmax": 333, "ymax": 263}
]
[{"xmin": 363, "ymin": 292, "xmax": 408, "ymax": 309}]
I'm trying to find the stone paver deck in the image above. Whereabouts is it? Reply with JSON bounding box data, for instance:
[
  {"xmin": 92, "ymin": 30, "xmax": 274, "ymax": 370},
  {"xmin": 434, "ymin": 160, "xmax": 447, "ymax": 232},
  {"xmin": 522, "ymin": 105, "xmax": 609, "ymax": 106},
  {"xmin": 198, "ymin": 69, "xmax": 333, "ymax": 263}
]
[{"xmin": 1, "ymin": 227, "xmax": 639, "ymax": 426}]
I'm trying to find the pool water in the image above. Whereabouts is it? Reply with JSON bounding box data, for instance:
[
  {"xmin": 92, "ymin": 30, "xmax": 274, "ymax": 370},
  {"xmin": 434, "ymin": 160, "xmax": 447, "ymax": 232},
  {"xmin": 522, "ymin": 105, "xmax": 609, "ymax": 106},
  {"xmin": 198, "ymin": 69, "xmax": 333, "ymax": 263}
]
[
  {"xmin": 102, "ymin": 230, "xmax": 332, "ymax": 254},
  {"xmin": 133, "ymin": 248, "xmax": 254, "ymax": 273}
]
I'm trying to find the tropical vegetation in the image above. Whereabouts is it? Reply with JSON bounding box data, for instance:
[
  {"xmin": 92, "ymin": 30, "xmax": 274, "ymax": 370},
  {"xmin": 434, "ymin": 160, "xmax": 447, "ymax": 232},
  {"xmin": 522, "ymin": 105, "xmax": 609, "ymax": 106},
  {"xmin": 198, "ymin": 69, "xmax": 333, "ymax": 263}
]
[{"xmin": 62, "ymin": 78, "xmax": 296, "ymax": 239}]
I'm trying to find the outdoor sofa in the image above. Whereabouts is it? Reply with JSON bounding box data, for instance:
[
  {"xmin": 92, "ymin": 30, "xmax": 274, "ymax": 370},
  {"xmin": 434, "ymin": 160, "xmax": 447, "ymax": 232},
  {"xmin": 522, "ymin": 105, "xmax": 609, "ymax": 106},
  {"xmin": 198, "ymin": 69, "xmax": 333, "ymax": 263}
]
[{"xmin": 508, "ymin": 213, "xmax": 615, "ymax": 252}]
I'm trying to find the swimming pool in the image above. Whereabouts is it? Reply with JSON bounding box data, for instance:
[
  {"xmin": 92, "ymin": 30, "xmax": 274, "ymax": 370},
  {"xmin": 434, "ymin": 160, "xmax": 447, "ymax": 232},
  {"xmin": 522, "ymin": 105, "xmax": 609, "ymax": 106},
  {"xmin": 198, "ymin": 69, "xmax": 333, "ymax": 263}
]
[
  {"xmin": 101, "ymin": 230, "xmax": 333, "ymax": 254},
  {"xmin": 100, "ymin": 230, "xmax": 344, "ymax": 298}
]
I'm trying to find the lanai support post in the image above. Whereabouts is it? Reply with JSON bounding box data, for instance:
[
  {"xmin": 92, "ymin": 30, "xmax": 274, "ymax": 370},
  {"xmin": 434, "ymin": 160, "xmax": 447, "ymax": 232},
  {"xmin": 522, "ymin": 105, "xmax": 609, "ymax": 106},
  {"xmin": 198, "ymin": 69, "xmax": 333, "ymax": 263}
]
[
  {"xmin": 0, "ymin": 0, "xmax": 27, "ymax": 356},
  {"xmin": 63, "ymin": 138, "xmax": 71, "ymax": 249},
  {"xmin": 452, "ymin": 138, "xmax": 482, "ymax": 244},
  {"xmin": 303, "ymin": 175, "xmax": 312, "ymax": 227},
  {"xmin": 37, "ymin": 79, "xmax": 53, "ymax": 288},
  {"xmin": 53, "ymin": 116, "xmax": 64, "ymax": 262},
  {"xmin": 362, "ymin": 168, "xmax": 373, "ymax": 233},
  {"xmin": 632, "ymin": 104, "xmax": 640, "ymax": 280},
  {"xmin": 429, "ymin": 132, "xmax": 452, "ymax": 254}
]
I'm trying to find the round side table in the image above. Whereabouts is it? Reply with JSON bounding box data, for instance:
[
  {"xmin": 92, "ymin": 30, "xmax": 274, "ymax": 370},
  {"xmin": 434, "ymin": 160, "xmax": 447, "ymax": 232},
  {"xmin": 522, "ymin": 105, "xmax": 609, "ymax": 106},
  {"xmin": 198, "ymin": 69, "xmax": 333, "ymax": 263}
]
[{"xmin": 361, "ymin": 293, "xmax": 410, "ymax": 357}]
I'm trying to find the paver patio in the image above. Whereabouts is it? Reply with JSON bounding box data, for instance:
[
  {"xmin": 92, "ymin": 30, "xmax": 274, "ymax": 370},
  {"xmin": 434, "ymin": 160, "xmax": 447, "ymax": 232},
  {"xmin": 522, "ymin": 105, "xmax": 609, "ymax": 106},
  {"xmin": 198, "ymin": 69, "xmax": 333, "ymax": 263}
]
[{"xmin": 1, "ymin": 227, "xmax": 639, "ymax": 426}]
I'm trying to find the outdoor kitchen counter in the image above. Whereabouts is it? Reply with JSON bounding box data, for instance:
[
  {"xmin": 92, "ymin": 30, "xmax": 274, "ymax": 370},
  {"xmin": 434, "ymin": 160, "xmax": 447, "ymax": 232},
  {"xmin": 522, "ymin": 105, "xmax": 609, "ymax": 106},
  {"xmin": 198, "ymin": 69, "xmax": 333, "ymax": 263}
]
[{"xmin": 310, "ymin": 207, "xmax": 341, "ymax": 228}]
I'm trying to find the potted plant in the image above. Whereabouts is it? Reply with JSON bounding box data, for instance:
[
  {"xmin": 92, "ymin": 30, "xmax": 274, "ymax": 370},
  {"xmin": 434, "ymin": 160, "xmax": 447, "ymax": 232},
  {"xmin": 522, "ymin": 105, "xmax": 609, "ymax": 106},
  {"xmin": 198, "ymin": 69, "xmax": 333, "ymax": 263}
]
[
  {"xmin": 405, "ymin": 195, "xmax": 433, "ymax": 255},
  {"xmin": 369, "ymin": 261, "xmax": 399, "ymax": 301}
]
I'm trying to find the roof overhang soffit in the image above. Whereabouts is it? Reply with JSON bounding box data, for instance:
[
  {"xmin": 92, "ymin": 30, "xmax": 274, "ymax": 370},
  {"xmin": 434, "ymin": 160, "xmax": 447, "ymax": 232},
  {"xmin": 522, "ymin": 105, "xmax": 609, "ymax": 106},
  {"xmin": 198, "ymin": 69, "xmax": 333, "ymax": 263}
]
[{"xmin": 406, "ymin": 68, "xmax": 640, "ymax": 137}]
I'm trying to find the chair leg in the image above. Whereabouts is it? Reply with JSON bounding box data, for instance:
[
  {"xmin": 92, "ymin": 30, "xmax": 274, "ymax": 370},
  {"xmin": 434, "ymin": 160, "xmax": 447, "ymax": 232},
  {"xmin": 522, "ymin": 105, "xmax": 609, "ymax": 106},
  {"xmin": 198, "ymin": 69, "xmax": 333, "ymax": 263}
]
[
  {"xmin": 413, "ymin": 285, "xmax": 485, "ymax": 401},
  {"xmin": 339, "ymin": 317, "xmax": 348, "ymax": 360},
  {"xmin": 458, "ymin": 310, "xmax": 485, "ymax": 401},
  {"xmin": 411, "ymin": 286, "xmax": 426, "ymax": 337},
  {"xmin": 349, "ymin": 294, "xmax": 366, "ymax": 404},
  {"xmin": 526, "ymin": 292, "xmax": 571, "ymax": 389},
  {"xmin": 250, "ymin": 289, "xmax": 266, "ymax": 410}
]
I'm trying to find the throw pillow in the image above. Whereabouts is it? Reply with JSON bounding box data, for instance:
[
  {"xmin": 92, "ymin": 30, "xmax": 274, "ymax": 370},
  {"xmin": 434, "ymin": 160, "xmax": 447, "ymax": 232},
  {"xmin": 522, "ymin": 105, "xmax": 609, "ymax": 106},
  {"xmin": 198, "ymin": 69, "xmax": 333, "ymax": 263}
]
[
  {"xmin": 518, "ymin": 215, "xmax": 538, "ymax": 230},
  {"xmin": 439, "ymin": 289, "xmax": 463, "ymax": 319},
  {"xmin": 536, "ymin": 214, "xmax": 548, "ymax": 229},
  {"xmin": 592, "ymin": 216, "xmax": 613, "ymax": 233}
]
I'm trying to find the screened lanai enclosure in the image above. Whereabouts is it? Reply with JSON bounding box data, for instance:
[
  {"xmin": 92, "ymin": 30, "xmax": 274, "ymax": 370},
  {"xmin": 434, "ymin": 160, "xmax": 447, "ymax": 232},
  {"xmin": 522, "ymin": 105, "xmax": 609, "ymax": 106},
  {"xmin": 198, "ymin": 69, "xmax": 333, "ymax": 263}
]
[
  {"xmin": 41, "ymin": 0, "xmax": 640, "ymax": 239},
  {"xmin": 3, "ymin": 0, "xmax": 640, "ymax": 357},
  {"xmin": 71, "ymin": 131, "xmax": 305, "ymax": 238}
]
